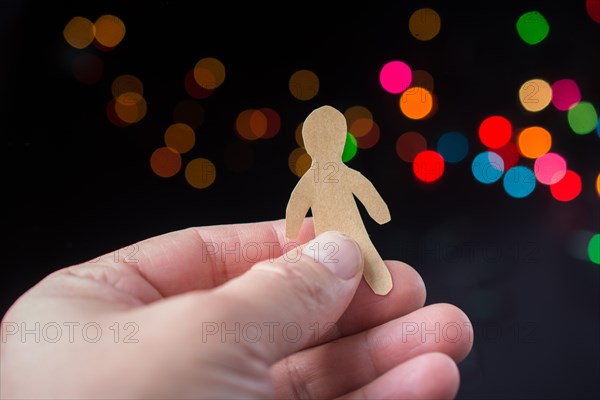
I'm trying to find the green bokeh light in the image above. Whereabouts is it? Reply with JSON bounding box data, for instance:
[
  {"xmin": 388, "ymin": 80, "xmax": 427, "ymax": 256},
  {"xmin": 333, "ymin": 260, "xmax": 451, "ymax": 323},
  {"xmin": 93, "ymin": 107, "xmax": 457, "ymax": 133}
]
[
  {"xmin": 342, "ymin": 132, "xmax": 358, "ymax": 162},
  {"xmin": 517, "ymin": 11, "xmax": 550, "ymax": 45},
  {"xmin": 568, "ymin": 101, "xmax": 598, "ymax": 134},
  {"xmin": 589, "ymin": 234, "xmax": 600, "ymax": 265}
]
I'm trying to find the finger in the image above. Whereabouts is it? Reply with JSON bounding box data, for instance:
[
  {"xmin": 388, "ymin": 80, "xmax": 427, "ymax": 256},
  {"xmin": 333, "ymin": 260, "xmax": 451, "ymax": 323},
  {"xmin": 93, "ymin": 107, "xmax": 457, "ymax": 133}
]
[
  {"xmin": 271, "ymin": 303, "xmax": 472, "ymax": 399},
  {"xmin": 336, "ymin": 260, "xmax": 426, "ymax": 337},
  {"xmin": 64, "ymin": 218, "xmax": 316, "ymax": 298},
  {"xmin": 337, "ymin": 352, "xmax": 460, "ymax": 400},
  {"xmin": 194, "ymin": 231, "xmax": 364, "ymax": 364}
]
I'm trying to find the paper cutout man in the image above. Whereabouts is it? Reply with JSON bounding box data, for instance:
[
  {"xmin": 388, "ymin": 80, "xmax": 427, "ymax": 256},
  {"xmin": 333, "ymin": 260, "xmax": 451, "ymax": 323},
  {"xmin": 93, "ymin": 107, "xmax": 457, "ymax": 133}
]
[{"xmin": 285, "ymin": 105, "xmax": 393, "ymax": 295}]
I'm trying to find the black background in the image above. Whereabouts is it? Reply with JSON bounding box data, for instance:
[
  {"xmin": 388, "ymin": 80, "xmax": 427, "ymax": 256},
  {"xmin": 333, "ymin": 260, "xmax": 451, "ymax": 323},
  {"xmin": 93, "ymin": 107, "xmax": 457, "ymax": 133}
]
[{"xmin": 1, "ymin": 1, "xmax": 599, "ymax": 399}]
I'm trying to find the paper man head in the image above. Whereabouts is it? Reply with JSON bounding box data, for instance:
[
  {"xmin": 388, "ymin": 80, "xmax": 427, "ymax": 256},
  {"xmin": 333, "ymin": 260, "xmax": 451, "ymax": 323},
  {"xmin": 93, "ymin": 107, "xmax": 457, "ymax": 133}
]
[{"xmin": 302, "ymin": 105, "xmax": 347, "ymax": 161}]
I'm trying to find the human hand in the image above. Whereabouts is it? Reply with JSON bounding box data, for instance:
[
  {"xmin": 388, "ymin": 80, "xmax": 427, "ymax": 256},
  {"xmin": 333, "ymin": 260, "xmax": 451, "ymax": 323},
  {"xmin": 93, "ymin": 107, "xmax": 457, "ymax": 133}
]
[{"xmin": 0, "ymin": 219, "xmax": 473, "ymax": 399}]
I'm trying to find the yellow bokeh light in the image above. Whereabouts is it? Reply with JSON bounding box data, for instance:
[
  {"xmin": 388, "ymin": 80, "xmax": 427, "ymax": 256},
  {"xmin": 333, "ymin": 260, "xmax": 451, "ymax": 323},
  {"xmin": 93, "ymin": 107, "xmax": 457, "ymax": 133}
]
[
  {"xmin": 289, "ymin": 70, "xmax": 319, "ymax": 100},
  {"xmin": 235, "ymin": 109, "xmax": 256, "ymax": 140},
  {"xmin": 236, "ymin": 109, "xmax": 269, "ymax": 140},
  {"xmin": 399, "ymin": 87, "xmax": 434, "ymax": 120},
  {"xmin": 249, "ymin": 110, "xmax": 268, "ymax": 138},
  {"xmin": 350, "ymin": 118, "xmax": 374, "ymax": 138},
  {"xmin": 112, "ymin": 74, "xmax": 143, "ymax": 98},
  {"xmin": 115, "ymin": 92, "xmax": 146, "ymax": 123},
  {"xmin": 518, "ymin": 126, "xmax": 552, "ymax": 158},
  {"xmin": 164, "ymin": 123, "xmax": 195, "ymax": 154},
  {"xmin": 185, "ymin": 158, "xmax": 216, "ymax": 189},
  {"xmin": 409, "ymin": 8, "xmax": 441, "ymax": 41},
  {"xmin": 288, "ymin": 148, "xmax": 312, "ymax": 177},
  {"xmin": 344, "ymin": 106, "xmax": 372, "ymax": 122},
  {"xmin": 63, "ymin": 16, "xmax": 95, "ymax": 49},
  {"xmin": 519, "ymin": 79, "xmax": 552, "ymax": 112},
  {"xmin": 94, "ymin": 15, "xmax": 126, "ymax": 48},
  {"xmin": 193, "ymin": 58, "xmax": 225, "ymax": 89},
  {"xmin": 356, "ymin": 121, "xmax": 380, "ymax": 149},
  {"xmin": 344, "ymin": 105, "xmax": 373, "ymax": 134},
  {"xmin": 295, "ymin": 123, "xmax": 304, "ymax": 148},
  {"xmin": 596, "ymin": 173, "xmax": 600, "ymax": 197},
  {"xmin": 295, "ymin": 153, "xmax": 312, "ymax": 177}
]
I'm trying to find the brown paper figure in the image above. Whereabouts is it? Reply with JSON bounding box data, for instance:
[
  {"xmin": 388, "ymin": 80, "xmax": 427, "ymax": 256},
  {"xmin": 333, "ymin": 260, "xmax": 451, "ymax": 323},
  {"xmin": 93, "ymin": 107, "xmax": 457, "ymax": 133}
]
[{"xmin": 285, "ymin": 105, "xmax": 393, "ymax": 295}]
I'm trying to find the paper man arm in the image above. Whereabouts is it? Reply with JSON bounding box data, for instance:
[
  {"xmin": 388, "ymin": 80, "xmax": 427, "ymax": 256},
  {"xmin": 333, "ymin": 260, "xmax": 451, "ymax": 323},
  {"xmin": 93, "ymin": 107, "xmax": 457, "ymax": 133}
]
[
  {"xmin": 285, "ymin": 174, "xmax": 313, "ymax": 238},
  {"xmin": 349, "ymin": 169, "xmax": 391, "ymax": 225}
]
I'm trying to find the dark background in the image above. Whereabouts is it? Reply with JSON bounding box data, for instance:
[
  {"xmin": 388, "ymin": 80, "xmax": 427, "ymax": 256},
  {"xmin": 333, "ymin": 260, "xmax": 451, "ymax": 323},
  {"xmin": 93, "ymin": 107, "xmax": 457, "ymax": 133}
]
[{"xmin": 2, "ymin": 1, "xmax": 599, "ymax": 399}]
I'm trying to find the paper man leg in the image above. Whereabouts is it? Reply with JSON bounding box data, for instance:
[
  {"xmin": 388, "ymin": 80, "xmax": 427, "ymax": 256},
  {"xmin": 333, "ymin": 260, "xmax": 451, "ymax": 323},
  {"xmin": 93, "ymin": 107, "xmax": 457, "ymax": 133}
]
[{"xmin": 355, "ymin": 233, "xmax": 393, "ymax": 295}]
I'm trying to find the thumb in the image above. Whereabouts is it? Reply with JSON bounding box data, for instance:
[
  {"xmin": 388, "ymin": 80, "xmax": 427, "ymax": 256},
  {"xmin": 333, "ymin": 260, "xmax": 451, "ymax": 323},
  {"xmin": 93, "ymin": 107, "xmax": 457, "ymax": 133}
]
[{"xmin": 208, "ymin": 231, "xmax": 364, "ymax": 364}]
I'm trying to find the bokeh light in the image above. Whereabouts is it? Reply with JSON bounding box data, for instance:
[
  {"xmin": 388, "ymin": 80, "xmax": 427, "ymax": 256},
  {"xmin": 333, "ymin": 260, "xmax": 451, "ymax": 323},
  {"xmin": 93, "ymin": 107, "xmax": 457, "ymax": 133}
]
[
  {"xmin": 173, "ymin": 100, "xmax": 204, "ymax": 129},
  {"xmin": 224, "ymin": 141, "xmax": 254, "ymax": 173},
  {"xmin": 349, "ymin": 118, "xmax": 374, "ymax": 138},
  {"xmin": 550, "ymin": 170, "xmax": 581, "ymax": 201},
  {"xmin": 72, "ymin": 53, "xmax": 103, "ymax": 84},
  {"xmin": 413, "ymin": 150, "xmax": 444, "ymax": 183},
  {"xmin": 193, "ymin": 57, "xmax": 225, "ymax": 90},
  {"xmin": 289, "ymin": 70, "xmax": 319, "ymax": 100},
  {"xmin": 342, "ymin": 133, "xmax": 358, "ymax": 162},
  {"xmin": 518, "ymin": 126, "xmax": 552, "ymax": 158},
  {"xmin": 519, "ymin": 79, "xmax": 552, "ymax": 112},
  {"xmin": 534, "ymin": 152, "xmax": 567, "ymax": 185},
  {"xmin": 396, "ymin": 132, "xmax": 427, "ymax": 162},
  {"xmin": 380, "ymin": 61, "xmax": 412, "ymax": 94},
  {"xmin": 479, "ymin": 115, "xmax": 512, "ymax": 149},
  {"xmin": 586, "ymin": 0, "xmax": 600, "ymax": 23},
  {"xmin": 112, "ymin": 74, "xmax": 143, "ymax": 98},
  {"xmin": 258, "ymin": 107, "xmax": 281, "ymax": 139},
  {"xmin": 94, "ymin": 15, "xmax": 125, "ymax": 48},
  {"xmin": 106, "ymin": 99, "xmax": 129, "ymax": 127},
  {"xmin": 410, "ymin": 69, "xmax": 435, "ymax": 92},
  {"xmin": 588, "ymin": 234, "xmax": 600, "ymax": 264},
  {"xmin": 356, "ymin": 121, "xmax": 380, "ymax": 149},
  {"xmin": 295, "ymin": 123, "xmax": 304, "ymax": 148},
  {"xmin": 567, "ymin": 101, "xmax": 598, "ymax": 134},
  {"xmin": 551, "ymin": 79, "xmax": 581, "ymax": 111},
  {"xmin": 235, "ymin": 109, "xmax": 263, "ymax": 141},
  {"xmin": 344, "ymin": 106, "xmax": 379, "ymax": 149},
  {"xmin": 495, "ymin": 142, "xmax": 520, "ymax": 171},
  {"xmin": 184, "ymin": 69, "xmax": 214, "ymax": 99},
  {"xmin": 185, "ymin": 158, "xmax": 216, "ymax": 189},
  {"xmin": 409, "ymin": 8, "xmax": 441, "ymax": 41},
  {"xmin": 164, "ymin": 123, "xmax": 195, "ymax": 154},
  {"xmin": 249, "ymin": 110, "xmax": 268, "ymax": 138},
  {"xmin": 597, "ymin": 173, "xmax": 600, "ymax": 196},
  {"xmin": 472, "ymin": 151, "xmax": 504, "ymax": 184},
  {"xmin": 399, "ymin": 87, "xmax": 433, "ymax": 119},
  {"xmin": 503, "ymin": 166, "xmax": 536, "ymax": 198},
  {"xmin": 151, "ymin": 147, "xmax": 181, "ymax": 178},
  {"xmin": 288, "ymin": 148, "xmax": 311, "ymax": 177},
  {"xmin": 437, "ymin": 131, "xmax": 469, "ymax": 163},
  {"xmin": 516, "ymin": 11, "xmax": 549, "ymax": 45},
  {"xmin": 114, "ymin": 92, "xmax": 147, "ymax": 123},
  {"xmin": 63, "ymin": 17, "xmax": 95, "ymax": 49},
  {"xmin": 344, "ymin": 106, "xmax": 372, "ymax": 127}
]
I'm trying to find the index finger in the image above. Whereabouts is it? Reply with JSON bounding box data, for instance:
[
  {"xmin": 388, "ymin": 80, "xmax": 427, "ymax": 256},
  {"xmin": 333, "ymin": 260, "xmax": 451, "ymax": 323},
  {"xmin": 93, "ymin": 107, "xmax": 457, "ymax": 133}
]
[{"xmin": 83, "ymin": 218, "xmax": 316, "ymax": 297}]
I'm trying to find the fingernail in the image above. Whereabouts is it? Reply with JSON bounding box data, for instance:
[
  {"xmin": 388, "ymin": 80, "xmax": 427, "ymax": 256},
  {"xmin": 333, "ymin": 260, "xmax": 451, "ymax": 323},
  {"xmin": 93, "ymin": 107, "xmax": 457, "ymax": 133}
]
[{"xmin": 302, "ymin": 231, "xmax": 362, "ymax": 280}]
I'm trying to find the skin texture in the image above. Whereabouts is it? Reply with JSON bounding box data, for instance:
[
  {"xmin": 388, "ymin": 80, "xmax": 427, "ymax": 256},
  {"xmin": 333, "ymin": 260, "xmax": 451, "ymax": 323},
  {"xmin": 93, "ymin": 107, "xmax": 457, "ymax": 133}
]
[{"xmin": 0, "ymin": 218, "xmax": 473, "ymax": 399}]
